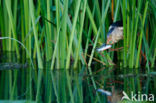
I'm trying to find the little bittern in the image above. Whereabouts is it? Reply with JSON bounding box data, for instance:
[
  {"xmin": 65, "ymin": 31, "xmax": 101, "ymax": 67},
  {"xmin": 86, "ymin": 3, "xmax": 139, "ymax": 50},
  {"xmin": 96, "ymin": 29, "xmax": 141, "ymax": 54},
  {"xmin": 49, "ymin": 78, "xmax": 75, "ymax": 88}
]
[{"xmin": 97, "ymin": 21, "xmax": 123, "ymax": 52}]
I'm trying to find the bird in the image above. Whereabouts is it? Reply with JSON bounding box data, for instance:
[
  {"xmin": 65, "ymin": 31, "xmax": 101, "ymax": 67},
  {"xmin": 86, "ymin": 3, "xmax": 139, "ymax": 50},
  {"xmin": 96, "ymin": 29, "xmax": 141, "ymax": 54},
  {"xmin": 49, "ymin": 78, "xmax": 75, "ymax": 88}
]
[{"xmin": 97, "ymin": 21, "xmax": 123, "ymax": 52}]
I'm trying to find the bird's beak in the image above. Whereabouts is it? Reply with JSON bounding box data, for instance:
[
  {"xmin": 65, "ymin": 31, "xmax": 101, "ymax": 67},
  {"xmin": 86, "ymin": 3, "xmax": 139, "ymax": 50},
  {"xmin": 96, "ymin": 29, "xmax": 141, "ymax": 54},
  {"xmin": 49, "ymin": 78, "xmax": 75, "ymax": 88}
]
[{"xmin": 96, "ymin": 44, "xmax": 112, "ymax": 52}]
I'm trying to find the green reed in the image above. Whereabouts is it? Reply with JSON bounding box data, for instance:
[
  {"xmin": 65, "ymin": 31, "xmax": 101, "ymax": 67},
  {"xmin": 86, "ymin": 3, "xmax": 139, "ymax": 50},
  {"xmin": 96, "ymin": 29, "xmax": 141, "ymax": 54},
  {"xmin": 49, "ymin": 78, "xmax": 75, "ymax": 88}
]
[
  {"xmin": 0, "ymin": 1, "xmax": 155, "ymax": 103},
  {"xmin": 0, "ymin": 0, "xmax": 155, "ymax": 69}
]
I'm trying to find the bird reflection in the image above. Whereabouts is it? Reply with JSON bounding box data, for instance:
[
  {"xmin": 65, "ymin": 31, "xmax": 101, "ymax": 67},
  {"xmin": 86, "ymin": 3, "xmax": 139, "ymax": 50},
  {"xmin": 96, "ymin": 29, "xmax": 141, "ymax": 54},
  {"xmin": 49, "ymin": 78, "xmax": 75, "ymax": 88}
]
[{"xmin": 97, "ymin": 86, "xmax": 123, "ymax": 103}]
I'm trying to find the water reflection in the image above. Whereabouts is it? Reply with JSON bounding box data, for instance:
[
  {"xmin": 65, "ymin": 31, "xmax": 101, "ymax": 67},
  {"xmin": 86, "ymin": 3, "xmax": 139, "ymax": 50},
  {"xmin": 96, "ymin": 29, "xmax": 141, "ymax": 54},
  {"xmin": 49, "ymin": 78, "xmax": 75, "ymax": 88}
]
[{"xmin": 0, "ymin": 64, "xmax": 155, "ymax": 103}]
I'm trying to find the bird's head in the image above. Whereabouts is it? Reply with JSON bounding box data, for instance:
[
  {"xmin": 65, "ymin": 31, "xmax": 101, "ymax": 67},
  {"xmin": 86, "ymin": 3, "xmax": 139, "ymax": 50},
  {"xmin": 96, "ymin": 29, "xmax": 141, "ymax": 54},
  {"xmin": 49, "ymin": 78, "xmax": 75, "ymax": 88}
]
[{"xmin": 106, "ymin": 35, "xmax": 113, "ymax": 45}]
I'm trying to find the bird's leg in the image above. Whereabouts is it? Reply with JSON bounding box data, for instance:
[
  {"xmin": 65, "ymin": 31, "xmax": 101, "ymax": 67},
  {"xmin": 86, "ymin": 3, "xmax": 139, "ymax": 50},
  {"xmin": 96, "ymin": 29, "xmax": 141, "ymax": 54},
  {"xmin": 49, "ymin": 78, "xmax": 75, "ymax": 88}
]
[
  {"xmin": 110, "ymin": 45, "xmax": 129, "ymax": 52},
  {"xmin": 110, "ymin": 47, "xmax": 124, "ymax": 51}
]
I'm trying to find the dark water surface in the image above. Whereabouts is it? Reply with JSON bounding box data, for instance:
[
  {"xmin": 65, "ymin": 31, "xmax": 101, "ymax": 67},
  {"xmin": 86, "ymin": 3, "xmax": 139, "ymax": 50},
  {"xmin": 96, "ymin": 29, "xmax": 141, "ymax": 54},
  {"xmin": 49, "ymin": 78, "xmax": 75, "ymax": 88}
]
[
  {"xmin": 0, "ymin": 52, "xmax": 155, "ymax": 103},
  {"xmin": 0, "ymin": 66, "xmax": 155, "ymax": 103}
]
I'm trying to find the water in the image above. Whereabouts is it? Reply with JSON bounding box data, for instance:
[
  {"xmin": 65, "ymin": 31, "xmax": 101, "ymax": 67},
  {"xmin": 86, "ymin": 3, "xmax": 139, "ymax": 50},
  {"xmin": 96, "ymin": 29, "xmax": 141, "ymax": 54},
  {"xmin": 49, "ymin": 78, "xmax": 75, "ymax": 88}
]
[{"xmin": 0, "ymin": 52, "xmax": 155, "ymax": 103}]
